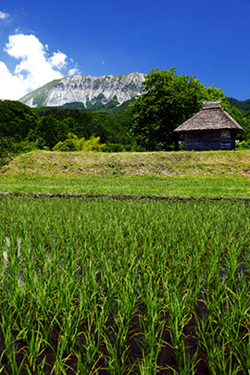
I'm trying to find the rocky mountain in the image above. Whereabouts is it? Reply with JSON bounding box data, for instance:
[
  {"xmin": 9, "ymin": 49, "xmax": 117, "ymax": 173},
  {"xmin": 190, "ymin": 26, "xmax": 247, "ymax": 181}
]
[{"xmin": 19, "ymin": 72, "xmax": 145, "ymax": 109}]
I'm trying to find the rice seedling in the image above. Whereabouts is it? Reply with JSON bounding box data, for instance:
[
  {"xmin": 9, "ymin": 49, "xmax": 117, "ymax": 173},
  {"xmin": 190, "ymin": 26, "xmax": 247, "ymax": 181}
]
[{"xmin": 0, "ymin": 196, "xmax": 250, "ymax": 373}]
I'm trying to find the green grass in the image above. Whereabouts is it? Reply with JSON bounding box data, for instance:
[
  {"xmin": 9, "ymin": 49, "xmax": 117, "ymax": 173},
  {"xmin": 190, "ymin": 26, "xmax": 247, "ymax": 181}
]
[
  {"xmin": 0, "ymin": 196, "xmax": 250, "ymax": 373},
  {"xmin": 0, "ymin": 176, "xmax": 250, "ymax": 198},
  {"xmin": 2, "ymin": 149, "xmax": 250, "ymax": 179},
  {"xmin": 1, "ymin": 150, "xmax": 250, "ymax": 373},
  {"xmin": 1, "ymin": 149, "xmax": 250, "ymax": 198}
]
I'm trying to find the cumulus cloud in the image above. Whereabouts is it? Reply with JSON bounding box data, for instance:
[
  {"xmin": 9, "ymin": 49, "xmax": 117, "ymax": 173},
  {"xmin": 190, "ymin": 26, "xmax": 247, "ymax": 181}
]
[
  {"xmin": 0, "ymin": 33, "xmax": 80, "ymax": 100},
  {"xmin": 68, "ymin": 68, "xmax": 79, "ymax": 76},
  {"xmin": 0, "ymin": 61, "xmax": 25, "ymax": 100},
  {"xmin": 50, "ymin": 51, "xmax": 67, "ymax": 69},
  {"xmin": 0, "ymin": 11, "xmax": 9, "ymax": 20}
]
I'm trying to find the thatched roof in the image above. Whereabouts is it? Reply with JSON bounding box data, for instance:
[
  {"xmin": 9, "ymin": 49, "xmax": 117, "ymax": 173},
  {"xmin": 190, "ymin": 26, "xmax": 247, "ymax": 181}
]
[{"xmin": 174, "ymin": 102, "xmax": 245, "ymax": 134}]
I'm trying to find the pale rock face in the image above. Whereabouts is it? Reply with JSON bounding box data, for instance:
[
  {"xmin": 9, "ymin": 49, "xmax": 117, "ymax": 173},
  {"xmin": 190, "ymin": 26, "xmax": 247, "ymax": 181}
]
[
  {"xmin": 26, "ymin": 98, "xmax": 37, "ymax": 108},
  {"xmin": 20, "ymin": 72, "xmax": 146, "ymax": 108}
]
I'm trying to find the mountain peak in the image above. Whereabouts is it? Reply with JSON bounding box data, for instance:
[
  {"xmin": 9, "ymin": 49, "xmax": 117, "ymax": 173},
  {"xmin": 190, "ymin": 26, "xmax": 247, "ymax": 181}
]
[{"xmin": 19, "ymin": 72, "xmax": 146, "ymax": 108}]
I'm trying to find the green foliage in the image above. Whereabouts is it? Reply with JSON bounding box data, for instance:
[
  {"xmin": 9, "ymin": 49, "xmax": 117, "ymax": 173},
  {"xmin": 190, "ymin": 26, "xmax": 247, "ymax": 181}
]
[
  {"xmin": 102, "ymin": 143, "xmax": 125, "ymax": 152},
  {"xmin": 227, "ymin": 97, "xmax": 250, "ymax": 117},
  {"xmin": 86, "ymin": 98, "xmax": 120, "ymax": 113},
  {"xmin": 228, "ymin": 106, "xmax": 246, "ymax": 126},
  {"xmin": 227, "ymin": 106, "xmax": 250, "ymax": 141},
  {"xmin": 0, "ymin": 96, "xmax": 137, "ymax": 156},
  {"xmin": 59, "ymin": 102, "xmax": 86, "ymax": 110},
  {"xmin": 35, "ymin": 116, "xmax": 61, "ymax": 150},
  {"xmin": 130, "ymin": 67, "xmax": 228, "ymax": 151},
  {"xmin": 0, "ymin": 100, "xmax": 38, "ymax": 141},
  {"xmin": 53, "ymin": 138, "xmax": 79, "ymax": 151},
  {"xmin": 53, "ymin": 132, "xmax": 105, "ymax": 152},
  {"xmin": 235, "ymin": 139, "xmax": 250, "ymax": 150},
  {"xmin": 77, "ymin": 135, "xmax": 105, "ymax": 151},
  {"xmin": 36, "ymin": 106, "xmax": 134, "ymax": 146},
  {"xmin": 0, "ymin": 137, "xmax": 15, "ymax": 167}
]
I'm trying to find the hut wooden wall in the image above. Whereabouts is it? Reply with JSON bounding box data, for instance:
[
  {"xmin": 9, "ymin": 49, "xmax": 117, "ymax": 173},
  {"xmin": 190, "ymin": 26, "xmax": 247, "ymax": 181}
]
[
  {"xmin": 184, "ymin": 130, "xmax": 235, "ymax": 151},
  {"xmin": 221, "ymin": 130, "xmax": 231, "ymax": 150},
  {"xmin": 230, "ymin": 131, "xmax": 236, "ymax": 149}
]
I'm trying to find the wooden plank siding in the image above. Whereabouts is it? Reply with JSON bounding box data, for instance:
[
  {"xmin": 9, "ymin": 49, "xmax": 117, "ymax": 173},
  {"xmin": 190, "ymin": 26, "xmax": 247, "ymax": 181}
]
[
  {"xmin": 184, "ymin": 130, "xmax": 236, "ymax": 151},
  {"xmin": 220, "ymin": 130, "xmax": 231, "ymax": 150},
  {"xmin": 230, "ymin": 131, "xmax": 236, "ymax": 149}
]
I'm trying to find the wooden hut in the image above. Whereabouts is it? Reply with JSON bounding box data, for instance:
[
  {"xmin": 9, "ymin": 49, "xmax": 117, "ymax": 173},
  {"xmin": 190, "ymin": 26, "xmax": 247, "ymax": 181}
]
[{"xmin": 174, "ymin": 102, "xmax": 245, "ymax": 151}]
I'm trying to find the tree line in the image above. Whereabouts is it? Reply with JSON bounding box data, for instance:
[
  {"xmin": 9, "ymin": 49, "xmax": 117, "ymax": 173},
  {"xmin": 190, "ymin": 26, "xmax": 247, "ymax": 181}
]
[
  {"xmin": 1, "ymin": 67, "xmax": 249, "ymax": 166},
  {"xmin": 129, "ymin": 68, "xmax": 250, "ymax": 151}
]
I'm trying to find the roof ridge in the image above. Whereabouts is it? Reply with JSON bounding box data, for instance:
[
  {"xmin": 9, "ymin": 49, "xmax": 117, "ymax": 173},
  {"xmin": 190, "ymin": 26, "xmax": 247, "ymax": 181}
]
[{"xmin": 174, "ymin": 106, "xmax": 245, "ymax": 133}]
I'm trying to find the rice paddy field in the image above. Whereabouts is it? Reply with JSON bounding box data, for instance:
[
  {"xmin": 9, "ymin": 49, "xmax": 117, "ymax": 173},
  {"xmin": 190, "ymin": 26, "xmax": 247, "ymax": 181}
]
[{"xmin": 1, "ymin": 195, "xmax": 250, "ymax": 374}]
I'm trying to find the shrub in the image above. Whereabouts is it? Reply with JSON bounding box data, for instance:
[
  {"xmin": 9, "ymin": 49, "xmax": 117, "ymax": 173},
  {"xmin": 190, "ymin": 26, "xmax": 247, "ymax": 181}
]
[
  {"xmin": 53, "ymin": 133, "xmax": 105, "ymax": 152},
  {"xmin": 235, "ymin": 139, "xmax": 250, "ymax": 150},
  {"xmin": 53, "ymin": 139, "xmax": 78, "ymax": 151}
]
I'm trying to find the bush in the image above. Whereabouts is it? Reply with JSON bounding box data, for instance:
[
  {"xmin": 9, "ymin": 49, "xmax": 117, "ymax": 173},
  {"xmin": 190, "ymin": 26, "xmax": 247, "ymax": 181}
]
[
  {"xmin": 53, "ymin": 139, "xmax": 78, "ymax": 151},
  {"xmin": 53, "ymin": 133, "xmax": 105, "ymax": 152},
  {"xmin": 102, "ymin": 143, "xmax": 126, "ymax": 152},
  {"xmin": 235, "ymin": 139, "xmax": 250, "ymax": 150},
  {"xmin": 77, "ymin": 136, "xmax": 105, "ymax": 151}
]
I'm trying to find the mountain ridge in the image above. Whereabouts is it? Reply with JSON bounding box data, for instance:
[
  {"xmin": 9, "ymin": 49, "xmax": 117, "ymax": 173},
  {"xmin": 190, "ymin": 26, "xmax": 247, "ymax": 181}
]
[
  {"xmin": 18, "ymin": 73, "xmax": 250, "ymax": 117},
  {"xmin": 19, "ymin": 72, "xmax": 145, "ymax": 109}
]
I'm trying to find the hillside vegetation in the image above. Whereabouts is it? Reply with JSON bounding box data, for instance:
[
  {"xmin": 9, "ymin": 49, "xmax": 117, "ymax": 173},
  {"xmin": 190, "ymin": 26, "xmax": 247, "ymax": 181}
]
[
  {"xmin": 2, "ymin": 149, "xmax": 250, "ymax": 179},
  {"xmin": 0, "ymin": 100, "xmax": 137, "ymax": 153},
  {"xmin": 227, "ymin": 97, "xmax": 250, "ymax": 118}
]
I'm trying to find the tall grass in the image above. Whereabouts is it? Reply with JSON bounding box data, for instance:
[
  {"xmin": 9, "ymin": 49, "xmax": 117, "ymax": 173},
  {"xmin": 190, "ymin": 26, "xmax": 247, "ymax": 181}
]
[{"xmin": 0, "ymin": 196, "xmax": 250, "ymax": 374}]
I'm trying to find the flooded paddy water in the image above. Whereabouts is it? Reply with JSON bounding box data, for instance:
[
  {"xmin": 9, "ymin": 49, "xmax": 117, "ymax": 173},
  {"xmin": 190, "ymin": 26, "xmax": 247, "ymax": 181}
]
[{"xmin": 0, "ymin": 196, "xmax": 250, "ymax": 374}]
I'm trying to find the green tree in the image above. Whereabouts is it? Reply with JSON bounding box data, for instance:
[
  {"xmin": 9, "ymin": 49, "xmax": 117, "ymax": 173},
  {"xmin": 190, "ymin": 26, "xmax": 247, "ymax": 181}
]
[
  {"xmin": 0, "ymin": 137, "xmax": 14, "ymax": 168},
  {"xmin": 0, "ymin": 100, "xmax": 38, "ymax": 140},
  {"xmin": 35, "ymin": 116, "xmax": 60, "ymax": 150},
  {"xmin": 227, "ymin": 106, "xmax": 250, "ymax": 141},
  {"xmin": 130, "ymin": 68, "xmax": 228, "ymax": 150}
]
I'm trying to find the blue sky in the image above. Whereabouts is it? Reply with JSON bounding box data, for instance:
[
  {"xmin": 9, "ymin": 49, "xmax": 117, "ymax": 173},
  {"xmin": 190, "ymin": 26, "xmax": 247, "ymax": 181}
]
[{"xmin": 0, "ymin": 0, "xmax": 250, "ymax": 100}]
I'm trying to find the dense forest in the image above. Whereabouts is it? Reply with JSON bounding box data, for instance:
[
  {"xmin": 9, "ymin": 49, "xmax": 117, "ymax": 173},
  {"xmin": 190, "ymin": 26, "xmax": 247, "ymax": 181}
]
[
  {"xmin": 0, "ymin": 99, "xmax": 142, "ymax": 166},
  {"xmin": 1, "ymin": 69, "xmax": 250, "ymax": 167},
  {"xmin": 227, "ymin": 97, "xmax": 250, "ymax": 118}
]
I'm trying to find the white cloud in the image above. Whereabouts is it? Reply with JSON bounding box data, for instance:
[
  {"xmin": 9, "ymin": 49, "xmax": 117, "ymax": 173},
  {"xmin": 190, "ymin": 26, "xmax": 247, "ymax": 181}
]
[
  {"xmin": 68, "ymin": 67, "xmax": 80, "ymax": 76},
  {"xmin": 68, "ymin": 58, "xmax": 80, "ymax": 76},
  {"xmin": 50, "ymin": 51, "xmax": 67, "ymax": 69},
  {"xmin": 0, "ymin": 33, "xmax": 80, "ymax": 100},
  {"xmin": 0, "ymin": 61, "xmax": 26, "ymax": 100},
  {"xmin": 0, "ymin": 11, "xmax": 9, "ymax": 20}
]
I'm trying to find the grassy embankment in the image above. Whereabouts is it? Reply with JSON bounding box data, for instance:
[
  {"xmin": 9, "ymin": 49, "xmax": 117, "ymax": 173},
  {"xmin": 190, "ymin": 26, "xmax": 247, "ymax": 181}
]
[{"xmin": 1, "ymin": 150, "xmax": 250, "ymax": 198}]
